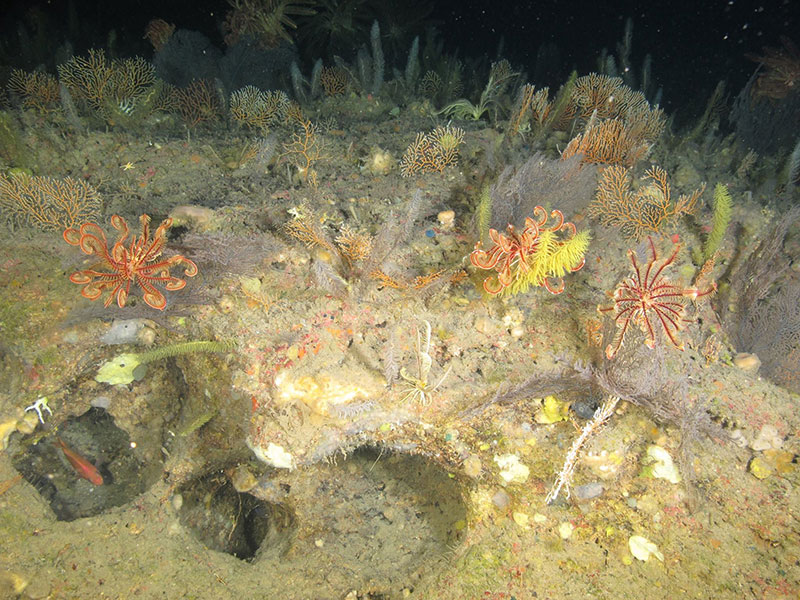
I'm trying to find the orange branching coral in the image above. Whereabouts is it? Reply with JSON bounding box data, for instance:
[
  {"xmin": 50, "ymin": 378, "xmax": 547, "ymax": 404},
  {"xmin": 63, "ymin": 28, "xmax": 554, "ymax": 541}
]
[
  {"xmin": 144, "ymin": 19, "xmax": 176, "ymax": 51},
  {"xmin": 284, "ymin": 211, "xmax": 373, "ymax": 267},
  {"xmin": 571, "ymin": 74, "xmax": 646, "ymax": 122},
  {"xmin": 229, "ymin": 86, "xmax": 289, "ymax": 133},
  {"xmin": 400, "ymin": 125, "xmax": 465, "ymax": 177},
  {"xmin": 589, "ymin": 165, "xmax": 704, "ymax": 239},
  {"xmin": 419, "ymin": 71, "xmax": 443, "ymax": 98},
  {"xmin": 223, "ymin": 0, "xmax": 316, "ymax": 48},
  {"xmin": 561, "ymin": 118, "xmax": 652, "ymax": 166},
  {"xmin": 370, "ymin": 268, "xmax": 467, "ymax": 292},
  {"xmin": 63, "ymin": 215, "xmax": 198, "ymax": 310},
  {"xmin": 0, "ymin": 173, "xmax": 101, "ymax": 231},
  {"xmin": 282, "ymin": 119, "xmax": 324, "ymax": 185},
  {"xmin": 562, "ymin": 74, "xmax": 665, "ymax": 166},
  {"xmin": 598, "ymin": 237, "xmax": 715, "ymax": 359},
  {"xmin": 175, "ymin": 79, "xmax": 222, "ymax": 128},
  {"xmin": 589, "ymin": 165, "xmax": 706, "ymax": 239},
  {"xmin": 746, "ymin": 36, "xmax": 800, "ymax": 100},
  {"xmin": 58, "ymin": 50, "xmax": 155, "ymax": 117},
  {"xmin": 7, "ymin": 69, "xmax": 61, "ymax": 113},
  {"xmin": 284, "ymin": 212, "xmax": 334, "ymax": 251},
  {"xmin": 334, "ymin": 225, "xmax": 373, "ymax": 264},
  {"xmin": 320, "ymin": 66, "xmax": 350, "ymax": 96},
  {"xmin": 508, "ymin": 83, "xmax": 551, "ymax": 137},
  {"xmin": 57, "ymin": 49, "xmax": 112, "ymax": 111}
]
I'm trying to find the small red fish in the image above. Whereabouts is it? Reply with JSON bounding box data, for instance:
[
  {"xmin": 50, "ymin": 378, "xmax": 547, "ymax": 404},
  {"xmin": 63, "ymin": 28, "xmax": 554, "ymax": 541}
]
[{"xmin": 54, "ymin": 437, "xmax": 104, "ymax": 486}]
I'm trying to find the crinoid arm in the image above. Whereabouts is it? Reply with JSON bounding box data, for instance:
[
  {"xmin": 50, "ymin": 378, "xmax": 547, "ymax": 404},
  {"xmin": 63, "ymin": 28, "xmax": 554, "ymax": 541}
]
[
  {"xmin": 469, "ymin": 206, "xmax": 589, "ymax": 297},
  {"xmin": 599, "ymin": 236, "xmax": 713, "ymax": 358},
  {"xmin": 64, "ymin": 214, "xmax": 198, "ymax": 310}
]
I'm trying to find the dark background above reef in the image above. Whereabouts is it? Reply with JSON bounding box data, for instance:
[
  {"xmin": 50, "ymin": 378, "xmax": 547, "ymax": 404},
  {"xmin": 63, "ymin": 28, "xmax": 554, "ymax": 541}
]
[{"xmin": 1, "ymin": 0, "xmax": 798, "ymax": 122}]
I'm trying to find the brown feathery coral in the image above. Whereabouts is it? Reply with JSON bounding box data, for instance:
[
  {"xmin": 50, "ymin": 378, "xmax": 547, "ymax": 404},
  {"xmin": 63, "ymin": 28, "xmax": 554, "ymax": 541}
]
[
  {"xmin": 508, "ymin": 83, "xmax": 551, "ymax": 137},
  {"xmin": 229, "ymin": 86, "xmax": 289, "ymax": 133},
  {"xmin": 63, "ymin": 215, "xmax": 198, "ymax": 310},
  {"xmin": 400, "ymin": 125, "xmax": 465, "ymax": 177},
  {"xmin": 320, "ymin": 66, "xmax": 350, "ymax": 96},
  {"xmin": 282, "ymin": 119, "xmax": 324, "ymax": 185},
  {"xmin": 588, "ymin": 165, "xmax": 704, "ymax": 239},
  {"xmin": 175, "ymin": 79, "xmax": 222, "ymax": 128},
  {"xmin": 570, "ymin": 74, "xmax": 646, "ymax": 122},
  {"xmin": 58, "ymin": 50, "xmax": 155, "ymax": 119},
  {"xmin": 0, "ymin": 173, "xmax": 101, "ymax": 231},
  {"xmin": 7, "ymin": 70, "xmax": 61, "ymax": 113},
  {"xmin": 144, "ymin": 19, "xmax": 176, "ymax": 51},
  {"xmin": 561, "ymin": 118, "xmax": 652, "ymax": 166}
]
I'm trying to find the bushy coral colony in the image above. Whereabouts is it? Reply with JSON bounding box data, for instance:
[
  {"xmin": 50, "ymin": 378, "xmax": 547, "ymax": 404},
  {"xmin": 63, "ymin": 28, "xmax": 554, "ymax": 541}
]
[{"xmin": 2, "ymin": 0, "xmax": 800, "ymax": 596}]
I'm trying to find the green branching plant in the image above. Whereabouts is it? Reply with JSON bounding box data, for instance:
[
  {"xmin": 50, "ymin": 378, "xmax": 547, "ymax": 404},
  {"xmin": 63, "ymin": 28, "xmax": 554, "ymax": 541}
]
[{"xmin": 438, "ymin": 66, "xmax": 517, "ymax": 122}]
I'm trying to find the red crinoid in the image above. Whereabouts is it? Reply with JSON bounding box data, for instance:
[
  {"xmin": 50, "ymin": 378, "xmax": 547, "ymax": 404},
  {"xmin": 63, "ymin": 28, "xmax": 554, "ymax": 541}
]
[
  {"xmin": 469, "ymin": 205, "xmax": 585, "ymax": 295},
  {"xmin": 63, "ymin": 214, "xmax": 198, "ymax": 310},
  {"xmin": 598, "ymin": 237, "xmax": 714, "ymax": 359}
]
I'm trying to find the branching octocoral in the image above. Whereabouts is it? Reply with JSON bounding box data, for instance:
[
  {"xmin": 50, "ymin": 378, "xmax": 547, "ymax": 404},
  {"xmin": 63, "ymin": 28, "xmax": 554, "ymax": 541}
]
[{"xmin": 589, "ymin": 165, "xmax": 704, "ymax": 239}]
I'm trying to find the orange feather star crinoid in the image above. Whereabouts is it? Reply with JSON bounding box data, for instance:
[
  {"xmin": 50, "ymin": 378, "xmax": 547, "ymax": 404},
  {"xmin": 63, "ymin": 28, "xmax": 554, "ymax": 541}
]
[
  {"xmin": 63, "ymin": 214, "xmax": 198, "ymax": 310},
  {"xmin": 598, "ymin": 237, "xmax": 714, "ymax": 359}
]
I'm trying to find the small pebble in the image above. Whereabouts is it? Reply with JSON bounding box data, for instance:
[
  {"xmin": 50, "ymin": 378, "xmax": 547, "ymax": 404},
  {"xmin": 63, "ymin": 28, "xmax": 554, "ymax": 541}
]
[
  {"xmin": 733, "ymin": 352, "xmax": 761, "ymax": 372},
  {"xmin": 437, "ymin": 209, "xmax": 455, "ymax": 229},
  {"xmin": 573, "ymin": 482, "xmax": 604, "ymax": 500},
  {"xmin": 558, "ymin": 521, "xmax": 574, "ymax": 539},
  {"xmin": 100, "ymin": 319, "xmax": 148, "ymax": 345},
  {"xmin": 491, "ymin": 489, "xmax": 510, "ymax": 509},
  {"xmin": 751, "ymin": 424, "xmax": 782, "ymax": 452},
  {"xmin": 463, "ymin": 455, "xmax": 482, "ymax": 479},
  {"xmin": 90, "ymin": 396, "xmax": 112, "ymax": 410},
  {"xmin": 512, "ymin": 511, "xmax": 529, "ymax": 528},
  {"xmin": 509, "ymin": 325, "xmax": 525, "ymax": 339},
  {"xmin": 572, "ymin": 396, "xmax": 600, "ymax": 419}
]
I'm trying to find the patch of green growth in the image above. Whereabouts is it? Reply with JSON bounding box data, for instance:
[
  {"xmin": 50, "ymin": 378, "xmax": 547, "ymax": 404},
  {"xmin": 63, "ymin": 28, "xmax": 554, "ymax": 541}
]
[
  {"xmin": 0, "ymin": 509, "xmax": 30, "ymax": 544},
  {"xmin": 0, "ymin": 295, "xmax": 36, "ymax": 346},
  {"xmin": 176, "ymin": 408, "xmax": 219, "ymax": 437},
  {"xmin": 696, "ymin": 183, "xmax": 732, "ymax": 265},
  {"xmin": 0, "ymin": 111, "xmax": 36, "ymax": 170},
  {"xmin": 475, "ymin": 181, "xmax": 492, "ymax": 246},
  {"xmin": 483, "ymin": 366, "xmax": 510, "ymax": 385},
  {"xmin": 34, "ymin": 346, "xmax": 62, "ymax": 367},
  {"xmin": 95, "ymin": 340, "xmax": 236, "ymax": 385}
]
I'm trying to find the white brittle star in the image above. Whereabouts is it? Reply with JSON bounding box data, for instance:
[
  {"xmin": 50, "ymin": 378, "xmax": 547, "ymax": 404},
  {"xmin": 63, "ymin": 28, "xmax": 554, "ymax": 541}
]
[{"xmin": 24, "ymin": 397, "xmax": 52, "ymax": 424}]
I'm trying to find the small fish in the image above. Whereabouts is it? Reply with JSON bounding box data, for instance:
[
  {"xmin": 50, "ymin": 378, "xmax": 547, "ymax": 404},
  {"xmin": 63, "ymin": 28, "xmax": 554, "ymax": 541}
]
[{"xmin": 54, "ymin": 437, "xmax": 104, "ymax": 486}]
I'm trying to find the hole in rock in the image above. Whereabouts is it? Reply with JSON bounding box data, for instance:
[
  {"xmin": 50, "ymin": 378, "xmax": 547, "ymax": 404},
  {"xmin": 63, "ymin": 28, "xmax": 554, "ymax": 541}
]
[
  {"xmin": 11, "ymin": 407, "xmax": 158, "ymax": 521},
  {"xmin": 177, "ymin": 470, "xmax": 295, "ymax": 561},
  {"xmin": 251, "ymin": 446, "xmax": 468, "ymax": 596}
]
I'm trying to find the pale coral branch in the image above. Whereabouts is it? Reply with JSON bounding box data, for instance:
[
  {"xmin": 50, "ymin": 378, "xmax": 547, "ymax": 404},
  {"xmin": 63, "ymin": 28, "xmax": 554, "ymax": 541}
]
[{"xmin": 545, "ymin": 395, "xmax": 620, "ymax": 505}]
